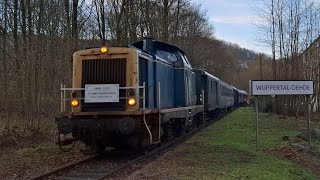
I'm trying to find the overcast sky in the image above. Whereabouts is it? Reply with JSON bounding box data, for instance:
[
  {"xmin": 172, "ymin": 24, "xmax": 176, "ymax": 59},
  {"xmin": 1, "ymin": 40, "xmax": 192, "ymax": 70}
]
[{"xmin": 192, "ymin": 0, "xmax": 269, "ymax": 54}]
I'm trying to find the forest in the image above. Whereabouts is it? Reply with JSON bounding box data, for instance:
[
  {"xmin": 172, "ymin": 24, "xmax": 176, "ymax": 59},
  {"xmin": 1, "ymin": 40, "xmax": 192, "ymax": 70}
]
[
  {"xmin": 1, "ymin": 0, "xmax": 320, "ymax": 133},
  {"xmin": 255, "ymin": 0, "xmax": 320, "ymax": 116}
]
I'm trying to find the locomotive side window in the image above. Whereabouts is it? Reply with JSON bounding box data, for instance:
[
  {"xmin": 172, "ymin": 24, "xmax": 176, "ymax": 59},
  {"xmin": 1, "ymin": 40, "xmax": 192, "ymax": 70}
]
[
  {"xmin": 182, "ymin": 54, "xmax": 190, "ymax": 65},
  {"xmin": 180, "ymin": 53, "xmax": 190, "ymax": 65},
  {"xmin": 178, "ymin": 51, "xmax": 192, "ymax": 69}
]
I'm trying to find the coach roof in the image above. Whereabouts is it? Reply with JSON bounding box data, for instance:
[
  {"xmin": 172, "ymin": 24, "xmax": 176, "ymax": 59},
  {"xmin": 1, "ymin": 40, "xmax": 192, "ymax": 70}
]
[{"xmin": 204, "ymin": 71, "xmax": 220, "ymax": 81}]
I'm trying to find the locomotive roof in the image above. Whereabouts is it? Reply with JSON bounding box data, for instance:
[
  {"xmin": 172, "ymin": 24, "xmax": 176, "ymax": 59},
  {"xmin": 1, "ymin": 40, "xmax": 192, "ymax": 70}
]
[
  {"xmin": 131, "ymin": 39, "xmax": 186, "ymax": 55},
  {"xmin": 155, "ymin": 40, "xmax": 186, "ymax": 54}
]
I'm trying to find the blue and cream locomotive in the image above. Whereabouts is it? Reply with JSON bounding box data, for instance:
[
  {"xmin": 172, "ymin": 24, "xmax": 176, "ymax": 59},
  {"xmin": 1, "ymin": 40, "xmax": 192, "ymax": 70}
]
[{"xmin": 57, "ymin": 39, "xmax": 248, "ymax": 151}]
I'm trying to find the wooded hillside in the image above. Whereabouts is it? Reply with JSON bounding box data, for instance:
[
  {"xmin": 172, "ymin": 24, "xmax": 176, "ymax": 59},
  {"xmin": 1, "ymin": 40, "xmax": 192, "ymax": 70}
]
[{"xmin": 0, "ymin": 0, "xmax": 262, "ymax": 132}]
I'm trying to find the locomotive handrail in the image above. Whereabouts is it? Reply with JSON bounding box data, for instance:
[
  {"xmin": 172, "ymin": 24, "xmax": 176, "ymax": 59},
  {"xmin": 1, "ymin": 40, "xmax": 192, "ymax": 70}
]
[
  {"xmin": 60, "ymin": 86, "xmax": 146, "ymax": 91},
  {"xmin": 62, "ymin": 97, "xmax": 146, "ymax": 100},
  {"xmin": 156, "ymin": 81, "xmax": 161, "ymax": 144},
  {"xmin": 60, "ymin": 84, "xmax": 147, "ymax": 113},
  {"xmin": 142, "ymin": 82, "xmax": 152, "ymax": 144},
  {"xmin": 59, "ymin": 82, "xmax": 160, "ymax": 145}
]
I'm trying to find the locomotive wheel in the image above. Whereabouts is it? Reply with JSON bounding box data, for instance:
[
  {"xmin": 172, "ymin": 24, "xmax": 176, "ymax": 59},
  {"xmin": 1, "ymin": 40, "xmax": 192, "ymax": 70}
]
[
  {"xmin": 172, "ymin": 119, "xmax": 185, "ymax": 137},
  {"xmin": 193, "ymin": 114, "xmax": 203, "ymax": 128},
  {"xmin": 127, "ymin": 135, "xmax": 141, "ymax": 149},
  {"xmin": 161, "ymin": 122, "xmax": 172, "ymax": 141},
  {"xmin": 95, "ymin": 143, "xmax": 107, "ymax": 153}
]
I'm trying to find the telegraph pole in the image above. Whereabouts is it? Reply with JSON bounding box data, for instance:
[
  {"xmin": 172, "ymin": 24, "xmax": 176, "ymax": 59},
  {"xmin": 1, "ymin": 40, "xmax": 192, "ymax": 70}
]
[{"xmin": 259, "ymin": 53, "xmax": 263, "ymax": 80}]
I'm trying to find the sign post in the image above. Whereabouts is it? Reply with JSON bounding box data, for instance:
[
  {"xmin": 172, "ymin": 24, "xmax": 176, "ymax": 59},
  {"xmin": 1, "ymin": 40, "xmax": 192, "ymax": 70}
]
[
  {"xmin": 250, "ymin": 80, "xmax": 314, "ymax": 147},
  {"xmin": 255, "ymin": 97, "xmax": 259, "ymax": 147},
  {"xmin": 307, "ymin": 96, "xmax": 311, "ymax": 146}
]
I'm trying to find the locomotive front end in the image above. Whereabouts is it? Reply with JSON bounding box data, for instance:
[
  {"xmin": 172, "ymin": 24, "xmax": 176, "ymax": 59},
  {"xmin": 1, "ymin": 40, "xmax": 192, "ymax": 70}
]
[
  {"xmin": 57, "ymin": 46, "xmax": 144, "ymax": 151},
  {"xmin": 71, "ymin": 46, "xmax": 139, "ymax": 112}
]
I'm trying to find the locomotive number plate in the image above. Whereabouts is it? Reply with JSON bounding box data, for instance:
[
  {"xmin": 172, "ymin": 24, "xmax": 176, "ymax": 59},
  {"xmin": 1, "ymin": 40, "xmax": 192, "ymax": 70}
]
[{"xmin": 85, "ymin": 84, "xmax": 119, "ymax": 103}]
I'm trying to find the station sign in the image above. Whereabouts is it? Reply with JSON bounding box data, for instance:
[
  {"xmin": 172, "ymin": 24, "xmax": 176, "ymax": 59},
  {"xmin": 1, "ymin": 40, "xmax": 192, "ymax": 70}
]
[
  {"xmin": 85, "ymin": 84, "xmax": 119, "ymax": 103},
  {"xmin": 251, "ymin": 80, "xmax": 314, "ymax": 95}
]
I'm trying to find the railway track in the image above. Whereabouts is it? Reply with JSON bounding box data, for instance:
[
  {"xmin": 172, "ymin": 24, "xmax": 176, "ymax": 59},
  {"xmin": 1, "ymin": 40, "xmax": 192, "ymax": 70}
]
[
  {"xmin": 29, "ymin": 149, "xmax": 145, "ymax": 180},
  {"xmin": 30, "ymin": 109, "xmax": 235, "ymax": 180}
]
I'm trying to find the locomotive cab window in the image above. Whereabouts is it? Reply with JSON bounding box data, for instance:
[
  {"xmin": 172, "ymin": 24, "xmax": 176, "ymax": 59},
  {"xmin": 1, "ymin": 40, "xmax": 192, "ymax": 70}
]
[{"xmin": 156, "ymin": 50, "xmax": 177, "ymax": 62}]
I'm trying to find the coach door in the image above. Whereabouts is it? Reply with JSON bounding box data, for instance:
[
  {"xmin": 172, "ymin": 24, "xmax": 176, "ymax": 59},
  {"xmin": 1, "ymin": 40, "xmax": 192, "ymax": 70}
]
[{"xmin": 215, "ymin": 81, "xmax": 219, "ymax": 108}]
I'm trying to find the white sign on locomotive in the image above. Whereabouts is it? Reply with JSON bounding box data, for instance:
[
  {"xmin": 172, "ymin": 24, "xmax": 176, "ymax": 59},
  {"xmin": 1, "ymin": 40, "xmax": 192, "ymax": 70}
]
[{"xmin": 85, "ymin": 84, "xmax": 119, "ymax": 103}]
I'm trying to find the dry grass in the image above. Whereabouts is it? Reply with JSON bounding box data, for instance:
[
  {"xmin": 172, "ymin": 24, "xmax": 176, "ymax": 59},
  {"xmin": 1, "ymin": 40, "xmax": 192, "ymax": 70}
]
[
  {"xmin": 0, "ymin": 112, "xmax": 90, "ymax": 179},
  {"xmin": 0, "ymin": 112, "xmax": 57, "ymax": 151}
]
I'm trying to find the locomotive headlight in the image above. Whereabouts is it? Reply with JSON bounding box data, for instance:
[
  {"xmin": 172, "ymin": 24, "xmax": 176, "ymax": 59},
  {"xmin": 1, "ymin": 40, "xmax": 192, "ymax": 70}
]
[
  {"xmin": 100, "ymin": 46, "xmax": 108, "ymax": 53},
  {"xmin": 128, "ymin": 98, "xmax": 136, "ymax": 106},
  {"xmin": 71, "ymin": 99, "xmax": 79, "ymax": 107}
]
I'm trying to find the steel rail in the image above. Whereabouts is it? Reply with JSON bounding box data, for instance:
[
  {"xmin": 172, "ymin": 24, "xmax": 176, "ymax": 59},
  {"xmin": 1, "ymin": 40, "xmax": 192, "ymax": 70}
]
[
  {"xmin": 29, "ymin": 108, "xmax": 236, "ymax": 180},
  {"xmin": 30, "ymin": 154, "xmax": 99, "ymax": 180},
  {"xmin": 96, "ymin": 108, "xmax": 236, "ymax": 180}
]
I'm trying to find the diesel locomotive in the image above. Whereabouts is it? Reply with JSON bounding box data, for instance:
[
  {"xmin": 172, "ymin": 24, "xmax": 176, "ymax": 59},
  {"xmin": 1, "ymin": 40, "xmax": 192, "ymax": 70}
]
[{"xmin": 57, "ymin": 39, "xmax": 248, "ymax": 151}]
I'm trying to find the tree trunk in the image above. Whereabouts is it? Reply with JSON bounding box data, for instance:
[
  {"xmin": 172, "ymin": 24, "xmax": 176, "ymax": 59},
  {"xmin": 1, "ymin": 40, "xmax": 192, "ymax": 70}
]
[
  {"xmin": 72, "ymin": 0, "xmax": 79, "ymax": 50},
  {"xmin": 162, "ymin": 0, "xmax": 169, "ymax": 41},
  {"xmin": 2, "ymin": 0, "xmax": 9, "ymax": 129},
  {"xmin": 65, "ymin": 0, "xmax": 71, "ymax": 37}
]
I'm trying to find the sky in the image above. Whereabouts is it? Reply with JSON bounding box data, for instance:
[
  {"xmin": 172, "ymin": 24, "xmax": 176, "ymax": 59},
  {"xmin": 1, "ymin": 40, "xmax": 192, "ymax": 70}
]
[{"xmin": 192, "ymin": 0, "xmax": 269, "ymax": 54}]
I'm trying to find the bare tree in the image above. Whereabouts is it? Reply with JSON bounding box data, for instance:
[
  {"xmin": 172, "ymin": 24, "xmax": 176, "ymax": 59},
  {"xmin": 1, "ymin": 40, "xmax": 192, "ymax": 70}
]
[
  {"xmin": 2, "ymin": 0, "xmax": 9, "ymax": 129},
  {"xmin": 0, "ymin": 0, "xmax": 253, "ymax": 135},
  {"xmin": 256, "ymin": 0, "xmax": 320, "ymax": 115}
]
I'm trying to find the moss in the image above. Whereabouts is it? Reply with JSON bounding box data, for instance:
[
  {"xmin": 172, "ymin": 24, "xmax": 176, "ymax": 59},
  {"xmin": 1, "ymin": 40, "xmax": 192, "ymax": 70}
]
[{"xmin": 16, "ymin": 143, "xmax": 57, "ymax": 157}]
